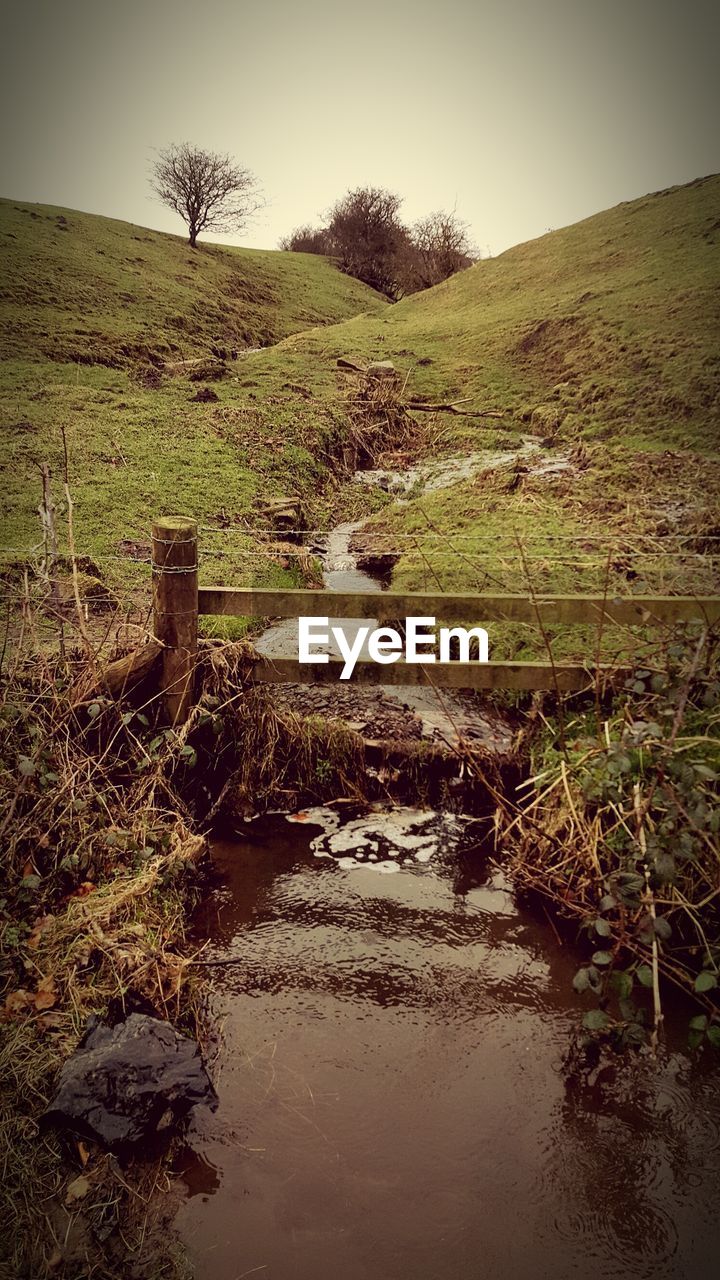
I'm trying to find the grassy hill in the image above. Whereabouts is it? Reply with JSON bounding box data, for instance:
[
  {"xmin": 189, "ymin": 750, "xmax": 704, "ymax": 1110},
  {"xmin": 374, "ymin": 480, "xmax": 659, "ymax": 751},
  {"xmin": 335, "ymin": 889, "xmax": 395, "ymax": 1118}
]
[
  {"xmin": 0, "ymin": 201, "xmax": 386, "ymax": 604},
  {"xmin": 1, "ymin": 178, "xmax": 718, "ymax": 656},
  {"xmin": 275, "ymin": 172, "xmax": 720, "ymax": 450},
  {"xmin": 249, "ymin": 173, "xmax": 719, "ymax": 659},
  {"xmin": 0, "ymin": 198, "xmax": 386, "ymax": 366}
]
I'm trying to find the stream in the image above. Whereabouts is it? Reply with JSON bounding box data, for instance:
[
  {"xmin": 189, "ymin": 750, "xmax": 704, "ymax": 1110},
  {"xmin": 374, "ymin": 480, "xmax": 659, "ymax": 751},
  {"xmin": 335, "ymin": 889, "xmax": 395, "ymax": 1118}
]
[
  {"xmin": 173, "ymin": 446, "xmax": 720, "ymax": 1279},
  {"xmin": 255, "ymin": 444, "xmax": 533, "ymax": 749}
]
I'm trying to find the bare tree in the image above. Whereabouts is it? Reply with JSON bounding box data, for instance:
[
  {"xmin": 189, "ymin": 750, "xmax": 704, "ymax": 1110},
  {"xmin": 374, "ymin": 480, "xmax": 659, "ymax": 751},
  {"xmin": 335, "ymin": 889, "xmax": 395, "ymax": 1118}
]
[
  {"xmin": 408, "ymin": 211, "xmax": 476, "ymax": 289},
  {"xmin": 151, "ymin": 142, "xmax": 262, "ymax": 248},
  {"xmin": 325, "ymin": 187, "xmax": 411, "ymax": 298},
  {"xmin": 278, "ymin": 224, "xmax": 332, "ymax": 254},
  {"xmin": 278, "ymin": 192, "xmax": 477, "ymax": 297}
]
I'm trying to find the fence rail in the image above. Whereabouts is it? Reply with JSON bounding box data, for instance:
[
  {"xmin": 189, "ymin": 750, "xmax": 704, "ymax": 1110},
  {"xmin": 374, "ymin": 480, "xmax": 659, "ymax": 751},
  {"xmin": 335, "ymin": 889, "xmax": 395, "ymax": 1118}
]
[
  {"xmin": 151, "ymin": 519, "xmax": 720, "ymax": 723},
  {"xmin": 198, "ymin": 586, "xmax": 720, "ymax": 627}
]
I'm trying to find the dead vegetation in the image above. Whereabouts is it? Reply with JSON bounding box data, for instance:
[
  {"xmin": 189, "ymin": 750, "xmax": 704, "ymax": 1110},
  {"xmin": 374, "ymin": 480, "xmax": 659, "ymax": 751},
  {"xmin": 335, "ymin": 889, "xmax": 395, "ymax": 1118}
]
[
  {"xmin": 341, "ymin": 367, "xmax": 471, "ymax": 470},
  {"xmin": 0, "ymin": 584, "xmax": 376, "ymax": 1277},
  {"xmin": 500, "ymin": 632, "xmax": 720, "ymax": 1052},
  {"xmin": 344, "ymin": 369, "xmax": 421, "ymax": 467}
]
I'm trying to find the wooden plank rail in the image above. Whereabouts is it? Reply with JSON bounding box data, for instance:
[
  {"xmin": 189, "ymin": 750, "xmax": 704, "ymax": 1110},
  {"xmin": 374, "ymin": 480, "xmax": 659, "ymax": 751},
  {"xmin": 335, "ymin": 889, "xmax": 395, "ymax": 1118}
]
[
  {"xmin": 149, "ymin": 518, "xmax": 719, "ymax": 720},
  {"xmin": 199, "ymin": 586, "xmax": 720, "ymax": 627}
]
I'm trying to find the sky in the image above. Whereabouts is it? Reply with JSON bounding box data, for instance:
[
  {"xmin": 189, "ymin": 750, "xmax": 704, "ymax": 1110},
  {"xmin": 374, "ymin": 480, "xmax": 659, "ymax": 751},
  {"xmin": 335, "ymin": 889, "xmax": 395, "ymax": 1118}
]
[{"xmin": 0, "ymin": 0, "xmax": 718, "ymax": 256}]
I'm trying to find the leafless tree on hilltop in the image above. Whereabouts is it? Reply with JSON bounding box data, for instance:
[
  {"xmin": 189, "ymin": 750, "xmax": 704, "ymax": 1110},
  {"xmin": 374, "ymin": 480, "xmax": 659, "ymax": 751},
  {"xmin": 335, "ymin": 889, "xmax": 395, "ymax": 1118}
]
[{"xmin": 151, "ymin": 143, "xmax": 263, "ymax": 248}]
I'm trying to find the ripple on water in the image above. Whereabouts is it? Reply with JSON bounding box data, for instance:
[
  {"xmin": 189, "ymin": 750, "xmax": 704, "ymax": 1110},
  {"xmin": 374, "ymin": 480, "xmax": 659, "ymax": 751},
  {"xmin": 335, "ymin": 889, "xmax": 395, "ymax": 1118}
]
[{"xmin": 176, "ymin": 811, "xmax": 720, "ymax": 1280}]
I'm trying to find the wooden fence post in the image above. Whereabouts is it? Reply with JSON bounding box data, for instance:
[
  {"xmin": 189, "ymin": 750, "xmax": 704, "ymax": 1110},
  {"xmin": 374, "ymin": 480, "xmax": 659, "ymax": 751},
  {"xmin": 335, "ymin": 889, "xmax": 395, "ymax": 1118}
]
[{"xmin": 152, "ymin": 516, "xmax": 198, "ymax": 725}]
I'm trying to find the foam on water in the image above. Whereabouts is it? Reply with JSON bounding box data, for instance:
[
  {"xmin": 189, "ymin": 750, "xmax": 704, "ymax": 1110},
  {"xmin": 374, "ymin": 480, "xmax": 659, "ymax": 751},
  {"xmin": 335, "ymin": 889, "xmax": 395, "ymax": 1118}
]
[{"xmin": 287, "ymin": 804, "xmax": 470, "ymax": 872}]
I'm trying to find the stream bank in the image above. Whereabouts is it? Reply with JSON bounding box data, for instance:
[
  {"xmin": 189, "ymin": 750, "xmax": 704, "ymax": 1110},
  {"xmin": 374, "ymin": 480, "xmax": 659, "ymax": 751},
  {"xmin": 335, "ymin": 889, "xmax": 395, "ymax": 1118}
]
[
  {"xmin": 255, "ymin": 441, "xmax": 550, "ymax": 759},
  {"xmin": 169, "ymin": 443, "xmax": 720, "ymax": 1279}
]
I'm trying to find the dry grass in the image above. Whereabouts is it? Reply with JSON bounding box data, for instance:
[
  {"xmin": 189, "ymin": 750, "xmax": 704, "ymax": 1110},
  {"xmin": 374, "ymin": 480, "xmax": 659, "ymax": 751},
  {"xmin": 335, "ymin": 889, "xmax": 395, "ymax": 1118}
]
[
  {"xmin": 0, "ymin": 614, "xmax": 210, "ymax": 1276},
  {"xmin": 500, "ymin": 631, "xmax": 720, "ymax": 1048},
  {"xmin": 344, "ymin": 369, "xmax": 430, "ymax": 468},
  {"xmin": 0, "ymin": 578, "xmax": 384, "ymax": 1277}
]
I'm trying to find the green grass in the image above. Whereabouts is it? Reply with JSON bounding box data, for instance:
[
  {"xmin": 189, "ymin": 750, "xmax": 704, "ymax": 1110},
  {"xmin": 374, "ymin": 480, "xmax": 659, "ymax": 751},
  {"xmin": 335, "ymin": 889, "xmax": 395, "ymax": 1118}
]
[
  {"xmin": 361, "ymin": 448, "xmax": 720, "ymax": 662},
  {"xmin": 0, "ymin": 200, "xmax": 386, "ymax": 596},
  {"xmin": 1, "ymin": 176, "xmax": 718, "ymax": 650},
  {"xmin": 272, "ymin": 173, "xmax": 720, "ymax": 451},
  {"xmin": 0, "ymin": 198, "xmax": 386, "ymax": 366}
]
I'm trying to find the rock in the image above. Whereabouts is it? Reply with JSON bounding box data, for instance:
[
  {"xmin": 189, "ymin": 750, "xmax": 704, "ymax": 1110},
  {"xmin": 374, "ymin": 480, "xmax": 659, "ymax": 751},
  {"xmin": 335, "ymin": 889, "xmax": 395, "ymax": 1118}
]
[
  {"xmin": 43, "ymin": 1014, "xmax": 217, "ymax": 1149},
  {"xmin": 366, "ymin": 360, "xmax": 397, "ymax": 379},
  {"xmin": 257, "ymin": 496, "xmax": 305, "ymax": 533},
  {"xmin": 337, "ymin": 357, "xmax": 367, "ymax": 372}
]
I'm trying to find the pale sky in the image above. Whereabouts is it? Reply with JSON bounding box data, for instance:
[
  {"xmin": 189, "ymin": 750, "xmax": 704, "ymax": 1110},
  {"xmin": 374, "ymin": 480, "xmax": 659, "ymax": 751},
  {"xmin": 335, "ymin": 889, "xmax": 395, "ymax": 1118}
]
[{"xmin": 1, "ymin": 0, "xmax": 718, "ymax": 255}]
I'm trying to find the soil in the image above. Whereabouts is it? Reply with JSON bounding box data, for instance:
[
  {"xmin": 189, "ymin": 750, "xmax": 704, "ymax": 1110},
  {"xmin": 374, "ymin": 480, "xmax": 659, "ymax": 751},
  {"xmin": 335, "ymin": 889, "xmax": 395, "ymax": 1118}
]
[{"xmin": 269, "ymin": 681, "xmax": 424, "ymax": 740}]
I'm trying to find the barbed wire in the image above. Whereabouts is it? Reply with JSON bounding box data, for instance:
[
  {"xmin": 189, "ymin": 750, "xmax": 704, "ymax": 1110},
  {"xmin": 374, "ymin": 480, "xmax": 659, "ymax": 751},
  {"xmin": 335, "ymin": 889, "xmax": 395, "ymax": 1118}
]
[
  {"xmin": 196, "ymin": 526, "xmax": 720, "ymax": 543},
  {"xmin": 4, "ymin": 543, "xmax": 720, "ymax": 562}
]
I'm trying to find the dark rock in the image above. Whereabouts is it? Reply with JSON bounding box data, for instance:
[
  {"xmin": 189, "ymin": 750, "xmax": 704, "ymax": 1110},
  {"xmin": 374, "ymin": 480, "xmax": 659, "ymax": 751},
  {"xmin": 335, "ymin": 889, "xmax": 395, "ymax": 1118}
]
[
  {"xmin": 190, "ymin": 385, "xmax": 219, "ymax": 403},
  {"xmin": 43, "ymin": 1014, "xmax": 217, "ymax": 1150}
]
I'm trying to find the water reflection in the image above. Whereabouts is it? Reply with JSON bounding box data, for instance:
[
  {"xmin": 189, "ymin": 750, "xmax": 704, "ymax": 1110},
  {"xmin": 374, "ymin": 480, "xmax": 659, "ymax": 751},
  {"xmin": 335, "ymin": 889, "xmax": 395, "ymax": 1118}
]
[{"xmin": 175, "ymin": 810, "xmax": 720, "ymax": 1280}]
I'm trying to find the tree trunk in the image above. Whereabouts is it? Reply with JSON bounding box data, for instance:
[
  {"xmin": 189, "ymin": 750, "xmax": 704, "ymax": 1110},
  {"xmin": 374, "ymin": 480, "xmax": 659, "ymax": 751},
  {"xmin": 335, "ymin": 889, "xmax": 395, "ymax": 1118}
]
[{"xmin": 189, "ymin": 226, "xmax": 198, "ymax": 248}]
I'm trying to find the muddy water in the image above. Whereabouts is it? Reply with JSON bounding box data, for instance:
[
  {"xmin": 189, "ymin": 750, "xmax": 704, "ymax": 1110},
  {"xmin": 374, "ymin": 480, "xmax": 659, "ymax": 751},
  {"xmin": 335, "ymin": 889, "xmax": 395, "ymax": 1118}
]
[
  {"xmin": 176, "ymin": 449, "xmax": 720, "ymax": 1276},
  {"xmin": 174, "ymin": 809, "xmax": 720, "ymax": 1280}
]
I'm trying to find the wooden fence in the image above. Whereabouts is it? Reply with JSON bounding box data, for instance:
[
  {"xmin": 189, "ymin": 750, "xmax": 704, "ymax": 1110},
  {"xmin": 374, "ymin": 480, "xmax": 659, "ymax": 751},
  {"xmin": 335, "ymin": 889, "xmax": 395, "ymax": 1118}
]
[{"xmin": 151, "ymin": 518, "xmax": 720, "ymax": 724}]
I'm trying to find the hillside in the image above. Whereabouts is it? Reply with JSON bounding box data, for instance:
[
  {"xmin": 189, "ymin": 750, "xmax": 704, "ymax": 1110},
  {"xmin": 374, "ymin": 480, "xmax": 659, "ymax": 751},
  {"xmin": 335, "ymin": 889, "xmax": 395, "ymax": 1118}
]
[
  {"xmin": 1, "ymin": 177, "xmax": 718, "ymax": 654},
  {"xmin": 0, "ymin": 198, "xmax": 386, "ymax": 366},
  {"xmin": 0, "ymin": 201, "xmax": 385, "ymax": 597},
  {"xmin": 276, "ymin": 173, "xmax": 720, "ymax": 450}
]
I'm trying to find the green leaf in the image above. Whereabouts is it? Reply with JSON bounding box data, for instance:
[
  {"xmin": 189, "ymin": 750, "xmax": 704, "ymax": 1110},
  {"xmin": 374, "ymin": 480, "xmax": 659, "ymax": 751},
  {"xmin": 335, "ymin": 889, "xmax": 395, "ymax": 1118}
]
[
  {"xmin": 617, "ymin": 872, "xmax": 644, "ymax": 892},
  {"xmin": 582, "ymin": 1009, "xmax": 610, "ymax": 1032},
  {"xmin": 654, "ymin": 852, "xmax": 676, "ymax": 883},
  {"xmin": 21, "ymin": 874, "xmax": 41, "ymax": 892},
  {"xmin": 594, "ymin": 918, "xmax": 612, "ymax": 938},
  {"xmin": 706, "ymin": 1025, "xmax": 720, "ymax": 1049},
  {"xmin": 688, "ymin": 1029, "xmax": 704, "ymax": 1051},
  {"xmin": 653, "ymin": 917, "xmax": 672, "ymax": 941},
  {"xmin": 611, "ymin": 970, "xmax": 633, "ymax": 1000},
  {"xmin": 122, "ymin": 712, "xmax": 134, "ymax": 726},
  {"xmin": 598, "ymin": 894, "xmax": 617, "ymax": 913},
  {"xmin": 136, "ymin": 713, "xmax": 150, "ymax": 728},
  {"xmin": 689, "ymin": 1014, "xmax": 708, "ymax": 1032},
  {"xmin": 18, "ymin": 756, "xmax": 36, "ymax": 778},
  {"xmin": 622, "ymin": 1022, "xmax": 647, "ymax": 1047},
  {"xmin": 695, "ymin": 971, "xmax": 718, "ymax": 993},
  {"xmin": 573, "ymin": 967, "xmax": 591, "ymax": 993},
  {"xmin": 592, "ymin": 950, "xmax": 612, "ymax": 967},
  {"xmin": 88, "ymin": 702, "xmax": 101, "ymax": 720},
  {"xmin": 636, "ymin": 964, "xmax": 654, "ymax": 988}
]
